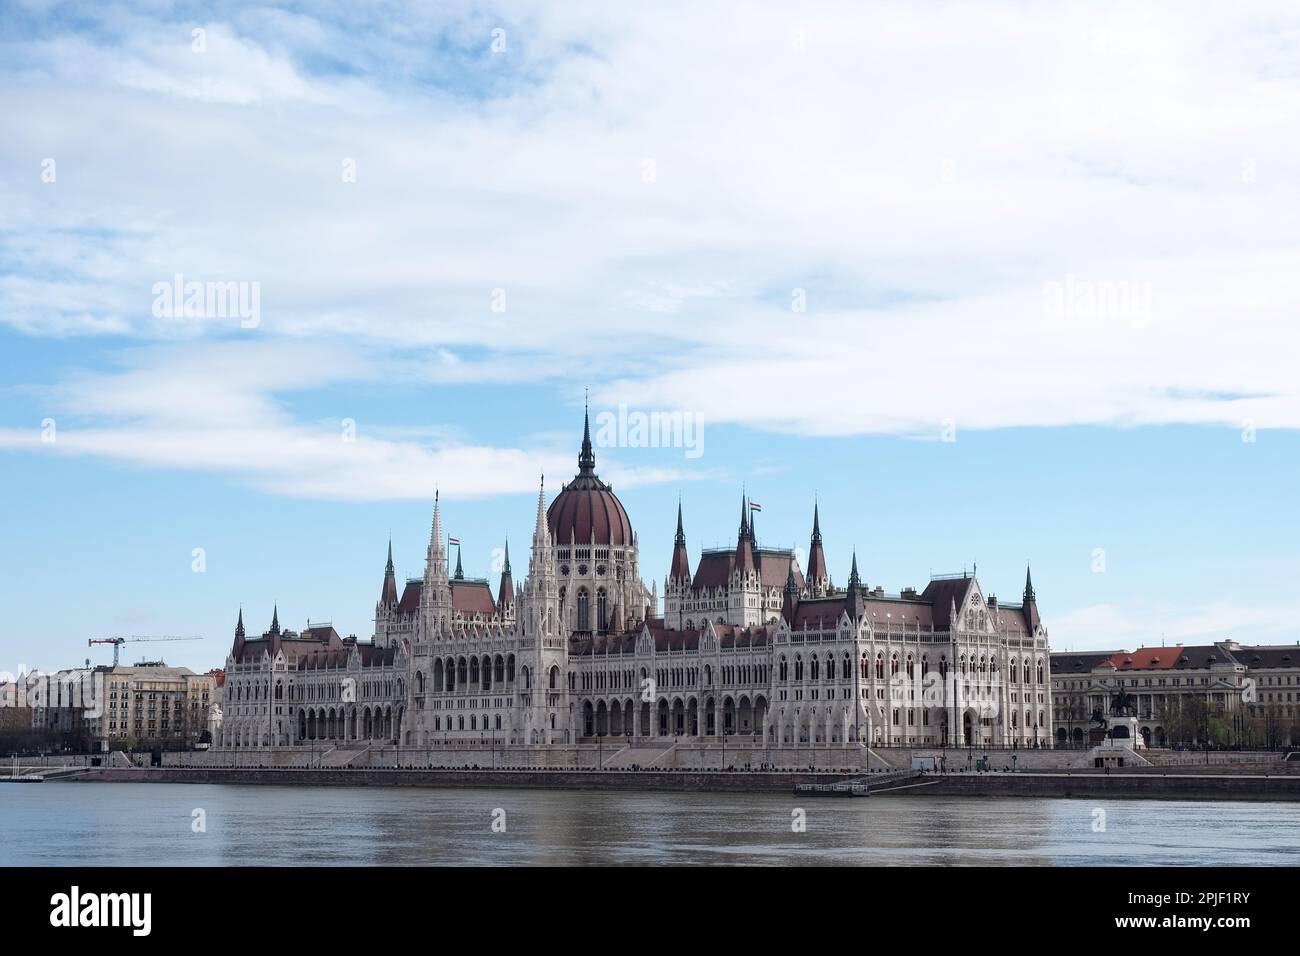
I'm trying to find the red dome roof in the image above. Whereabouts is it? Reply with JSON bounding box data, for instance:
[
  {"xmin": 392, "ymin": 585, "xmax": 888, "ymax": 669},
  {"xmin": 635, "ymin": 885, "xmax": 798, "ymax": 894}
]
[
  {"xmin": 547, "ymin": 481, "xmax": 633, "ymax": 546},
  {"xmin": 546, "ymin": 407, "xmax": 634, "ymax": 547}
]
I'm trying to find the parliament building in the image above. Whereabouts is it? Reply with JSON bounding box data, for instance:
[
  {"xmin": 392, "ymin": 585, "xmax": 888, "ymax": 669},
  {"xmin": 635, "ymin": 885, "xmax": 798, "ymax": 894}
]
[{"xmin": 218, "ymin": 412, "xmax": 1054, "ymax": 760}]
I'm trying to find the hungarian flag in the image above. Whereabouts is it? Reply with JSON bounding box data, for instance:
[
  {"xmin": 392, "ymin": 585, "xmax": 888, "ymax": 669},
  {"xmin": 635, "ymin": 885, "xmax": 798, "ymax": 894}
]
[
  {"xmin": 749, "ymin": 502, "xmax": 762, "ymax": 512},
  {"xmin": 448, "ymin": 537, "xmax": 461, "ymax": 545}
]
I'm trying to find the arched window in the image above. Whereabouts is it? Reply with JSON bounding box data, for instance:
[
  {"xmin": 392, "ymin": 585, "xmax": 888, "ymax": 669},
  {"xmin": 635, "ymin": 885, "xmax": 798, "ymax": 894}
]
[
  {"xmin": 577, "ymin": 588, "xmax": 590, "ymax": 631},
  {"xmin": 549, "ymin": 665, "xmax": 559, "ymax": 690},
  {"xmin": 779, "ymin": 656, "xmax": 788, "ymax": 681},
  {"xmin": 597, "ymin": 588, "xmax": 608, "ymax": 631}
]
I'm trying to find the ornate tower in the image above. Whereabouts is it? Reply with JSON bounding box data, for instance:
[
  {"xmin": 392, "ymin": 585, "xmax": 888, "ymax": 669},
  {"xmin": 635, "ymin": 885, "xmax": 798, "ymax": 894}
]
[
  {"xmin": 523, "ymin": 477, "xmax": 567, "ymax": 744},
  {"xmin": 375, "ymin": 538, "xmax": 400, "ymax": 646},
  {"xmin": 664, "ymin": 501, "xmax": 693, "ymax": 630},
  {"xmin": 729, "ymin": 494, "xmax": 761, "ymax": 626},
  {"xmin": 420, "ymin": 491, "xmax": 453, "ymax": 639}
]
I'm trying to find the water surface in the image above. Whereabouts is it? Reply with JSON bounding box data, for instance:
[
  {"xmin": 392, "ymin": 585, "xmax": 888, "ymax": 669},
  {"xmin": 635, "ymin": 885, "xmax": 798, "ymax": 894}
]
[{"xmin": 2, "ymin": 782, "xmax": 1295, "ymax": 866}]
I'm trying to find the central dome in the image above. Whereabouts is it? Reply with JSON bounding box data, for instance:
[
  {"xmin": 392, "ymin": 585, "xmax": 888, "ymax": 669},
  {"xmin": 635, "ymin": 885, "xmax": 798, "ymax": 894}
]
[{"xmin": 546, "ymin": 410, "xmax": 634, "ymax": 547}]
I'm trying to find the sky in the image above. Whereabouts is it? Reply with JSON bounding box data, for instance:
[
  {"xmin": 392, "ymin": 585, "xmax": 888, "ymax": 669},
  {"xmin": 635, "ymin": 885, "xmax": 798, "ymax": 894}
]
[{"xmin": 1, "ymin": 0, "xmax": 1299, "ymax": 675}]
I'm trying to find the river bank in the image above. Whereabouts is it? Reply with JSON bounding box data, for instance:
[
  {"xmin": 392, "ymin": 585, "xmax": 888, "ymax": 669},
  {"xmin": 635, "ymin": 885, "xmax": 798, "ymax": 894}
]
[{"xmin": 59, "ymin": 765, "xmax": 1300, "ymax": 800}]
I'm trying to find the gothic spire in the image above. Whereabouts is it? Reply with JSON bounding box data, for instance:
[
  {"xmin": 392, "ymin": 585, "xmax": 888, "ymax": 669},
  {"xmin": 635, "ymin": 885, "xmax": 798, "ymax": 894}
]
[
  {"xmin": 426, "ymin": 490, "xmax": 449, "ymax": 585},
  {"xmin": 532, "ymin": 474, "xmax": 550, "ymax": 549},
  {"xmin": 453, "ymin": 543, "xmax": 464, "ymax": 581},
  {"xmin": 578, "ymin": 393, "xmax": 596, "ymax": 475},
  {"xmin": 844, "ymin": 552, "xmax": 863, "ymax": 620},
  {"xmin": 735, "ymin": 493, "xmax": 755, "ymax": 573},
  {"xmin": 781, "ymin": 562, "xmax": 800, "ymax": 625},
  {"xmin": 806, "ymin": 500, "xmax": 828, "ymax": 592},
  {"xmin": 380, "ymin": 538, "xmax": 399, "ymax": 607},
  {"xmin": 669, "ymin": 499, "xmax": 691, "ymax": 583},
  {"xmin": 497, "ymin": 537, "xmax": 514, "ymax": 609},
  {"xmin": 270, "ymin": 604, "xmax": 281, "ymax": 637},
  {"xmin": 235, "ymin": 607, "xmax": 245, "ymax": 640},
  {"xmin": 1023, "ymin": 563, "xmax": 1041, "ymax": 631}
]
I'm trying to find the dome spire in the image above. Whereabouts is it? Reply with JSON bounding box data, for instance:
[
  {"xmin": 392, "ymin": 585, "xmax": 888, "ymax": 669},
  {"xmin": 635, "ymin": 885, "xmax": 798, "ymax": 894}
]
[{"xmin": 578, "ymin": 390, "xmax": 596, "ymax": 475}]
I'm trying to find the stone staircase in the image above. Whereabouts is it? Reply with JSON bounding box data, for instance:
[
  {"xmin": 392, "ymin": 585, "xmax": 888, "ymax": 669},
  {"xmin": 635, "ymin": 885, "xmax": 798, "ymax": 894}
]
[
  {"xmin": 319, "ymin": 745, "xmax": 370, "ymax": 768},
  {"xmin": 601, "ymin": 740, "xmax": 677, "ymax": 769}
]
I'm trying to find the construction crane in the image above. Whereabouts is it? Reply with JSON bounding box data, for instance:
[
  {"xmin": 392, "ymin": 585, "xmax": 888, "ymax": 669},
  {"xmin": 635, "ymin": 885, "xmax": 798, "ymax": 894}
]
[{"xmin": 87, "ymin": 636, "xmax": 202, "ymax": 667}]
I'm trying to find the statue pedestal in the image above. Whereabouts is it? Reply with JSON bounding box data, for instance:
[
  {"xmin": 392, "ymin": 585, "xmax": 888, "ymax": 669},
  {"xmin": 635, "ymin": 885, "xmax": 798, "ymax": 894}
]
[{"xmin": 1103, "ymin": 715, "xmax": 1144, "ymax": 750}]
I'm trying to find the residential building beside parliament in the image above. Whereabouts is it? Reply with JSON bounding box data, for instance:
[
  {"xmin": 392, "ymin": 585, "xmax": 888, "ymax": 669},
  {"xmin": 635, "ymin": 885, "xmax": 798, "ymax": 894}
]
[{"xmin": 217, "ymin": 413, "xmax": 1055, "ymax": 757}]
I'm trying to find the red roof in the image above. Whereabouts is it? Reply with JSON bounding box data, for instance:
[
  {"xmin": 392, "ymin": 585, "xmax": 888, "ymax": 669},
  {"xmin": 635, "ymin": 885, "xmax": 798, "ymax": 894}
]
[
  {"xmin": 450, "ymin": 580, "xmax": 497, "ymax": 617},
  {"xmin": 397, "ymin": 580, "xmax": 422, "ymax": 614},
  {"xmin": 547, "ymin": 480, "xmax": 633, "ymax": 546},
  {"xmin": 919, "ymin": 577, "xmax": 972, "ymax": 628},
  {"xmin": 1106, "ymin": 646, "xmax": 1232, "ymax": 670}
]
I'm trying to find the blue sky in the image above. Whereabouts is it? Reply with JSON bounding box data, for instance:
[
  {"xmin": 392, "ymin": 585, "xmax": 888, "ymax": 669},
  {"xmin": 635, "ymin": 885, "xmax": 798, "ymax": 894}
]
[{"xmin": 2, "ymin": 1, "xmax": 1300, "ymax": 674}]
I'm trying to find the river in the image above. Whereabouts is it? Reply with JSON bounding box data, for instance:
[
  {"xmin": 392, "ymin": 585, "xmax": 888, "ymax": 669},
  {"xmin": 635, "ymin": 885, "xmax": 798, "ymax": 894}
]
[{"xmin": 2, "ymin": 782, "xmax": 1297, "ymax": 866}]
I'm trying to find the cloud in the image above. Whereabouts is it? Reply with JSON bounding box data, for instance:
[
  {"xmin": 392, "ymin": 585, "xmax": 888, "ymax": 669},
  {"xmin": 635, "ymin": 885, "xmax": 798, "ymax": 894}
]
[
  {"xmin": 0, "ymin": 342, "xmax": 702, "ymax": 500},
  {"xmin": 2, "ymin": 1, "xmax": 1300, "ymax": 440}
]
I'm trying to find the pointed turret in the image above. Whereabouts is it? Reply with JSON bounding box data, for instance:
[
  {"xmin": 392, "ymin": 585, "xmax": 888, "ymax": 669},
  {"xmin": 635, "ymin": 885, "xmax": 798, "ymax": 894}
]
[
  {"xmin": 844, "ymin": 553, "xmax": 864, "ymax": 621},
  {"xmin": 453, "ymin": 543, "xmax": 464, "ymax": 581},
  {"xmin": 806, "ymin": 501, "xmax": 829, "ymax": 597},
  {"xmin": 532, "ymin": 474, "xmax": 551, "ymax": 553},
  {"xmin": 1023, "ymin": 563, "xmax": 1041, "ymax": 631},
  {"xmin": 235, "ymin": 607, "xmax": 245, "ymax": 640},
  {"xmin": 425, "ymin": 490, "xmax": 449, "ymax": 585},
  {"xmin": 669, "ymin": 500, "xmax": 691, "ymax": 583},
  {"xmin": 735, "ymin": 493, "xmax": 755, "ymax": 574},
  {"xmin": 781, "ymin": 563, "xmax": 800, "ymax": 625},
  {"xmin": 269, "ymin": 604, "xmax": 281, "ymax": 637},
  {"xmin": 380, "ymin": 538, "xmax": 399, "ymax": 607},
  {"xmin": 497, "ymin": 538, "xmax": 514, "ymax": 610}
]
